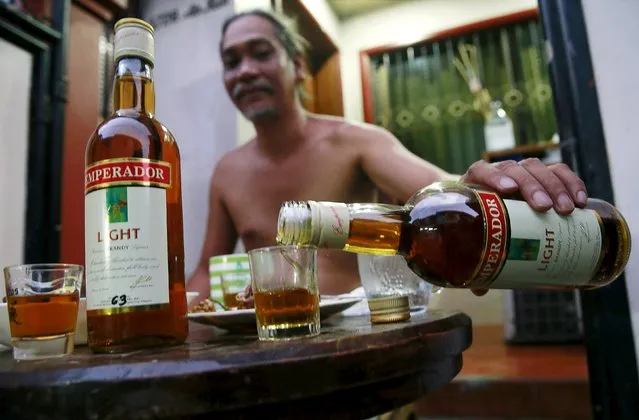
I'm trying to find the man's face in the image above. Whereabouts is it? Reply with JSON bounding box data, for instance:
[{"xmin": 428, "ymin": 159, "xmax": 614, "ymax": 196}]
[{"xmin": 220, "ymin": 15, "xmax": 303, "ymax": 121}]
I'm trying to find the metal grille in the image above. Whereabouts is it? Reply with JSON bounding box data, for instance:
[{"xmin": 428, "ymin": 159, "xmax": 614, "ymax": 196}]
[
  {"xmin": 367, "ymin": 17, "xmax": 557, "ymax": 174},
  {"xmin": 503, "ymin": 290, "xmax": 583, "ymax": 344}
]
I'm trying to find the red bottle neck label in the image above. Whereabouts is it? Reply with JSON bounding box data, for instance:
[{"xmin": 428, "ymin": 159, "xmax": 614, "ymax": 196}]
[{"xmin": 471, "ymin": 190, "xmax": 509, "ymax": 287}]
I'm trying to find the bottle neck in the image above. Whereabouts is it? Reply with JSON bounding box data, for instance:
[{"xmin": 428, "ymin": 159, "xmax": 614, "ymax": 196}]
[
  {"xmin": 112, "ymin": 57, "xmax": 155, "ymax": 115},
  {"xmin": 276, "ymin": 201, "xmax": 315, "ymax": 246},
  {"xmin": 277, "ymin": 201, "xmax": 408, "ymax": 255}
]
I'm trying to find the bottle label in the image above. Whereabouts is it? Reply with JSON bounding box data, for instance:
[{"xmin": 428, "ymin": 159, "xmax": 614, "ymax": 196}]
[
  {"xmin": 84, "ymin": 158, "xmax": 171, "ymax": 314},
  {"xmin": 472, "ymin": 191, "xmax": 510, "ymax": 286},
  {"xmin": 473, "ymin": 191, "xmax": 603, "ymax": 288},
  {"xmin": 314, "ymin": 202, "xmax": 350, "ymax": 249}
]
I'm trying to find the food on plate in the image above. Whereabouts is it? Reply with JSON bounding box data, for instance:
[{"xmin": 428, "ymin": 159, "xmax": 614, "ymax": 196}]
[
  {"xmin": 188, "ymin": 284, "xmax": 255, "ymax": 313},
  {"xmin": 189, "ymin": 298, "xmax": 216, "ymax": 313}
]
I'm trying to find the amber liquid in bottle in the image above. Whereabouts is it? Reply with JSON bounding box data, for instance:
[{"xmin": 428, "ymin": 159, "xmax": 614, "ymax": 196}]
[
  {"xmin": 84, "ymin": 57, "xmax": 188, "ymax": 352},
  {"xmin": 278, "ymin": 182, "xmax": 631, "ymax": 290},
  {"xmin": 401, "ymin": 190, "xmax": 629, "ymax": 289}
]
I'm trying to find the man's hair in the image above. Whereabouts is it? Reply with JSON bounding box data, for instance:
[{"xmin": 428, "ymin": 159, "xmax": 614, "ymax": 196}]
[
  {"xmin": 220, "ymin": 9, "xmax": 311, "ymax": 104},
  {"xmin": 220, "ymin": 9, "xmax": 309, "ymax": 62}
]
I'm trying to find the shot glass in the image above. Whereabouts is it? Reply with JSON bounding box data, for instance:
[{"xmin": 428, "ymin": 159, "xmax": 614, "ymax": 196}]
[
  {"xmin": 248, "ymin": 245, "xmax": 320, "ymax": 341},
  {"xmin": 358, "ymin": 254, "xmax": 436, "ymax": 312},
  {"xmin": 220, "ymin": 271, "xmax": 252, "ymax": 309},
  {"xmin": 3, "ymin": 263, "xmax": 83, "ymax": 360}
]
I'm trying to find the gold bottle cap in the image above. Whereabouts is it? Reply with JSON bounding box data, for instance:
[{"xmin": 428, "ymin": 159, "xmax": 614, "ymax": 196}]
[
  {"xmin": 367, "ymin": 295, "xmax": 410, "ymax": 324},
  {"xmin": 113, "ymin": 17, "xmax": 155, "ymax": 65},
  {"xmin": 114, "ymin": 18, "xmax": 154, "ymax": 33}
]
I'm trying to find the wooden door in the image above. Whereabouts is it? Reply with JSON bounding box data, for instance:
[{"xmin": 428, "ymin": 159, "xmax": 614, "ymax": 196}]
[
  {"xmin": 313, "ymin": 52, "xmax": 343, "ymax": 117},
  {"xmin": 280, "ymin": 0, "xmax": 343, "ymax": 117},
  {"xmin": 60, "ymin": 0, "xmax": 129, "ymax": 268}
]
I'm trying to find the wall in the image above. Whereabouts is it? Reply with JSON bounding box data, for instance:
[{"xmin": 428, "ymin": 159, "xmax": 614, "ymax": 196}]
[
  {"xmin": 0, "ymin": 39, "xmax": 31, "ymax": 292},
  {"xmin": 140, "ymin": 0, "xmax": 238, "ymax": 277},
  {"xmin": 581, "ymin": 0, "xmax": 639, "ymax": 374},
  {"xmin": 297, "ymin": 0, "xmax": 340, "ymax": 46},
  {"xmin": 338, "ymin": 0, "xmax": 537, "ymax": 123}
]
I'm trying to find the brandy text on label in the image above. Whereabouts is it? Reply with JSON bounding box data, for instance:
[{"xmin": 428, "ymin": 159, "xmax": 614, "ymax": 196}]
[
  {"xmin": 475, "ymin": 192, "xmax": 507, "ymax": 284},
  {"xmin": 330, "ymin": 206, "xmax": 346, "ymax": 235},
  {"xmin": 85, "ymin": 160, "xmax": 171, "ymax": 190},
  {"xmin": 538, "ymin": 229, "xmax": 555, "ymax": 271}
]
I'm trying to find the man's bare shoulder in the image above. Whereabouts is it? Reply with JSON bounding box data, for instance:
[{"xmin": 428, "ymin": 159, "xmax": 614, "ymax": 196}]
[
  {"xmin": 211, "ymin": 140, "xmax": 256, "ymax": 183},
  {"xmin": 308, "ymin": 113, "xmax": 397, "ymax": 146},
  {"xmin": 215, "ymin": 140, "xmax": 256, "ymax": 171}
]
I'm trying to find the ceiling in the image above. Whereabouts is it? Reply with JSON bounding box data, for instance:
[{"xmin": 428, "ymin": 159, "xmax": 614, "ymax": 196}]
[{"xmin": 326, "ymin": 0, "xmax": 417, "ymax": 21}]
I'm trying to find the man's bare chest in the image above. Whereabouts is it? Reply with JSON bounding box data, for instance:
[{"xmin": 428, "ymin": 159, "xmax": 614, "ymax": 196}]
[{"xmin": 223, "ymin": 162, "xmax": 370, "ymax": 249}]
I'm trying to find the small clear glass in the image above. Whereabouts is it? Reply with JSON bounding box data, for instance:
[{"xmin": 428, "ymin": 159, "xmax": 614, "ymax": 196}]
[
  {"xmin": 248, "ymin": 245, "xmax": 320, "ymax": 341},
  {"xmin": 3, "ymin": 263, "xmax": 83, "ymax": 360},
  {"xmin": 358, "ymin": 254, "xmax": 437, "ymax": 311}
]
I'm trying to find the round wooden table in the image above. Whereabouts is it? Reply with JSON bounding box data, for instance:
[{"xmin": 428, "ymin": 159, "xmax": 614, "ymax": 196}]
[{"xmin": 0, "ymin": 309, "xmax": 472, "ymax": 419}]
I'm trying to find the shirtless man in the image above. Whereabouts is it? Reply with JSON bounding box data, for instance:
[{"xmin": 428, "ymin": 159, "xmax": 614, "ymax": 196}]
[{"xmin": 186, "ymin": 9, "xmax": 588, "ymax": 304}]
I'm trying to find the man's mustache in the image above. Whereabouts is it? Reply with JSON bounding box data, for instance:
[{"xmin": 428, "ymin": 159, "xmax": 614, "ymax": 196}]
[{"xmin": 232, "ymin": 83, "xmax": 275, "ymax": 100}]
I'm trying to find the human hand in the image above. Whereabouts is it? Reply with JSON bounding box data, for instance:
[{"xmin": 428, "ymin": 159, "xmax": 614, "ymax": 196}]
[{"xmin": 460, "ymin": 158, "xmax": 588, "ymax": 215}]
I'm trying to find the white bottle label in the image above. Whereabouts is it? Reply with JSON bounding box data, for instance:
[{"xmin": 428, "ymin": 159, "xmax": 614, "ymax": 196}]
[
  {"xmin": 472, "ymin": 191, "xmax": 603, "ymax": 288},
  {"xmin": 84, "ymin": 158, "xmax": 171, "ymax": 312},
  {"xmin": 311, "ymin": 201, "xmax": 351, "ymax": 249}
]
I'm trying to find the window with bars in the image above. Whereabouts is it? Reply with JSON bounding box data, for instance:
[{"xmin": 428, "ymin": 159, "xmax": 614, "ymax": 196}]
[{"xmin": 367, "ymin": 17, "xmax": 557, "ymax": 174}]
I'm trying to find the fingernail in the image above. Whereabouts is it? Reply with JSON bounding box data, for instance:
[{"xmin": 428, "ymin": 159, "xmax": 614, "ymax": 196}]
[
  {"xmin": 532, "ymin": 191, "xmax": 553, "ymax": 207},
  {"xmin": 577, "ymin": 191, "xmax": 587, "ymax": 204},
  {"xmin": 557, "ymin": 193, "xmax": 574, "ymax": 212},
  {"xmin": 499, "ymin": 177, "xmax": 517, "ymax": 189}
]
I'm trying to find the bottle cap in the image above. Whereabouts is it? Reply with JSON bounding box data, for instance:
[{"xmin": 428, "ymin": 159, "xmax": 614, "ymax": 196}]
[
  {"xmin": 113, "ymin": 18, "xmax": 154, "ymax": 65},
  {"xmin": 367, "ymin": 295, "xmax": 410, "ymax": 324}
]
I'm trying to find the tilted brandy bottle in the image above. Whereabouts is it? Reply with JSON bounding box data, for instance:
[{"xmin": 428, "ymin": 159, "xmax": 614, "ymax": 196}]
[
  {"xmin": 276, "ymin": 181, "xmax": 631, "ymax": 290},
  {"xmin": 84, "ymin": 18, "xmax": 188, "ymax": 352}
]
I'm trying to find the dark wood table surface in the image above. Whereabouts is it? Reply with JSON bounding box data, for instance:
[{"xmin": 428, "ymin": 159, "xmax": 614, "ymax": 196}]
[{"xmin": 0, "ymin": 309, "xmax": 472, "ymax": 420}]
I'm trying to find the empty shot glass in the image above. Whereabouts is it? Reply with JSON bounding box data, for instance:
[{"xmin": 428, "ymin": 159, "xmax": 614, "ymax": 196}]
[
  {"xmin": 3, "ymin": 263, "xmax": 84, "ymax": 360},
  {"xmin": 248, "ymin": 245, "xmax": 320, "ymax": 341}
]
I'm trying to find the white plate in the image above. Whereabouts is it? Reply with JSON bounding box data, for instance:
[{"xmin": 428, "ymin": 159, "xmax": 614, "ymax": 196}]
[
  {"xmin": 0, "ymin": 292, "xmax": 200, "ymax": 348},
  {"xmin": 188, "ymin": 297, "xmax": 364, "ymax": 332}
]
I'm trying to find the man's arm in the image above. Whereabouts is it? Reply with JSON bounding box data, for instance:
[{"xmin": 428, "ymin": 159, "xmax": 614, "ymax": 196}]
[
  {"xmin": 345, "ymin": 124, "xmax": 459, "ymax": 203},
  {"xmin": 186, "ymin": 165, "xmax": 238, "ymax": 306},
  {"xmin": 348, "ymin": 123, "xmax": 587, "ymax": 215}
]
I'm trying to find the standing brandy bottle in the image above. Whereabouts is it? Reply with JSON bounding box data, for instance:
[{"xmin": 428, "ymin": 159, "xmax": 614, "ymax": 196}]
[
  {"xmin": 277, "ymin": 181, "xmax": 631, "ymax": 290},
  {"xmin": 84, "ymin": 18, "xmax": 188, "ymax": 353}
]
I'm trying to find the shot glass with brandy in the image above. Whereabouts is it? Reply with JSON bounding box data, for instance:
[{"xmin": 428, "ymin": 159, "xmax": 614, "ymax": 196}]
[
  {"xmin": 248, "ymin": 245, "xmax": 320, "ymax": 341},
  {"xmin": 3, "ymin": 263, "xmax": 83, "ymax": 360}
]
